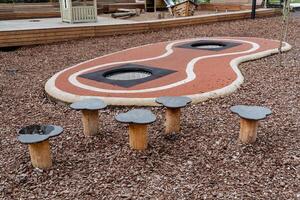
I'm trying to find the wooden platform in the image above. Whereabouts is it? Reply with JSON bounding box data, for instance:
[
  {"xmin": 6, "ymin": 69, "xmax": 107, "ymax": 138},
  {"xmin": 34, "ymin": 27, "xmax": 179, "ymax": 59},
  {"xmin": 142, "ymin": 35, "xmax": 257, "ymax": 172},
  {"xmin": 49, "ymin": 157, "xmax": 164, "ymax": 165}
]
[{"xmin": 0, "ymin": 9, "xmax": 281, "ymax": 48}]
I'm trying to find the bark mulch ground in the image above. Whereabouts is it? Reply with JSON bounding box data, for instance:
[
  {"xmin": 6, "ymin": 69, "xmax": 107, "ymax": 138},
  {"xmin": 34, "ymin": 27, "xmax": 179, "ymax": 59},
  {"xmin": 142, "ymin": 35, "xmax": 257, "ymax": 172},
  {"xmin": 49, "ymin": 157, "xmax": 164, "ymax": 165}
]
[{"xmin": 0, "ymin": 15, "xmax": 299, "ymax": 199}]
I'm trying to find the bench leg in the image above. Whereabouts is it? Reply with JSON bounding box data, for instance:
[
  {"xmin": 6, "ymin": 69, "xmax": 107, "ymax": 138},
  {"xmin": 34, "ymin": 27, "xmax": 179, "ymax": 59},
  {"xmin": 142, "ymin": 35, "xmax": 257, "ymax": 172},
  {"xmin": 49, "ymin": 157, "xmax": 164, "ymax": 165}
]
[
  {"xmin": 28, "ymin": 140, "xmax": 52, "ymax": 169},
  {"xmin": 239, "ymin": 118, "xmax": 259, "ymax": 143},
  {"xmin": 81, "ymin": 110, "xmax": 99, "ymax": 136},
  {"xmin": 165, "ymin": 108, "xmax": 181, "ymax": 134},
  {"xmin": 129, "ymin": 124, "xmax": 148, "ymax": 150}
]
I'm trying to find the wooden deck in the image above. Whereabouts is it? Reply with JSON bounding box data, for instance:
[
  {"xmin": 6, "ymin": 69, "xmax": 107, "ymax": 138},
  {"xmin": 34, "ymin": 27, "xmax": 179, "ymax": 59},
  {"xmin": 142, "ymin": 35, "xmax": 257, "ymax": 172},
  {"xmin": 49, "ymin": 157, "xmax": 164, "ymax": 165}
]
[{"xmin": 0, "ymin": 9, "xmax": 280, "ymax": 48}]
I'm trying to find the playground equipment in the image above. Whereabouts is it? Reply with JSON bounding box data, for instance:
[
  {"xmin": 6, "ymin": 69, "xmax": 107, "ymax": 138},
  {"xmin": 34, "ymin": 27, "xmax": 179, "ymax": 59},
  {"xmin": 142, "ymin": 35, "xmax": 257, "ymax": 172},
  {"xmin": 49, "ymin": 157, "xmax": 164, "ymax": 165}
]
[
  {"xmin": 16, "ymin": 104, "xmax": 274, "ymax": 158},
  {"xmin": 155, "ymin": 96, "xmax": 192, "ymax": 134},
  {"xmin": 172, "ymin": 0, "xmax": 197, "ymax": 16},
  {"xmin": 70, "ymin": 99, "xmax": 107, "ymax": 136},
  {"xmin": 17, "ymin": 125, "xmax": 63, "ymax": 169},
  {"xmin": 45, "ymin": 37, "xmax": 291, "ymax": 106},
  {"xmin": 164, "ymin": 0, "xmax": 198, "ymax": 16},
  {"xmin": 59, "ymin": 0, "xmax": 97, "ymax": 23},
  {"xmin": 230, "ymin": 105, "xmax": 272, "ymax": 143},
  {"xmin": 115, "ymin": 109, "xmax": 156, "ymax": 150}
]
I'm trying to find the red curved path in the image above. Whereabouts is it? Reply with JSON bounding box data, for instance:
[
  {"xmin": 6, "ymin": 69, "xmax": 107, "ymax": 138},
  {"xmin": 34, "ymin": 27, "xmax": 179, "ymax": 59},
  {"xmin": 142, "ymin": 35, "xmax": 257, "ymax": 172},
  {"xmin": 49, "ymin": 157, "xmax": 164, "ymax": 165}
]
[{"xmin": 45, "ymin": 37, "xmax": 291, "ymax": 106}]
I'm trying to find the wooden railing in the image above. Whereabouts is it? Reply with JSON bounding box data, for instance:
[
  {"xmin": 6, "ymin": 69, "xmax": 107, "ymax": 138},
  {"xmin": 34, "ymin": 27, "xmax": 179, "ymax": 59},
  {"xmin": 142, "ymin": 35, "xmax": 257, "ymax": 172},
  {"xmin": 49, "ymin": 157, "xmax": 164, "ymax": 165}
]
[{"xmin": 72, "ymin": 6, "xmax": 97, "ymax": 23}]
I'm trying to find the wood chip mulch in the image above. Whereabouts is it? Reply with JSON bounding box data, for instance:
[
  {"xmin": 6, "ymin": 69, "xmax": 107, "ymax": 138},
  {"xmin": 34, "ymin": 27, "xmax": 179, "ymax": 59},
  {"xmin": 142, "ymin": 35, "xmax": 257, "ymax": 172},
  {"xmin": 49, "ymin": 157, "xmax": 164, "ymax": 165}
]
[{"xmin": 0, "ymin": 15, "xmax": 299, "ymax": 199}]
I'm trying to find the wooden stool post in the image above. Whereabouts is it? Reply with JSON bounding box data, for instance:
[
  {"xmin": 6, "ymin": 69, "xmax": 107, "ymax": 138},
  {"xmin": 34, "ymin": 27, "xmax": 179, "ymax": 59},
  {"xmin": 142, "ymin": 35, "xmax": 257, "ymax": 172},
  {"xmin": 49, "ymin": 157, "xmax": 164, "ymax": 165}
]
[
  {"xmin": 28, "ymin": 140, "xmax": 52, "ymax": 169},
  {"xmin": 165, "ymin": 108, "xmax": 181, "ymax": 133},
  {"xmin": 82, "ymin": 110, "xmax": 99, "ymax": 136},
  {"xmin": 239, "ymin": 118, "xmax": 259, "ymax": 143},
  {"xmin": 17, "ymin": 125, "xmax": 63, "ymax": 169},
  {"xmin": 129, "ymin": 124, "xmax": 148, "ymax": 150},
  {"xmin": 115, "ymin": 109, "xmax": 156, "ymax": 150},
  {"xmin": 156, "ymin": 96, "xmax": 192, "ymax": 134},
  {"xmin": 70, "ymin": 99, "xmax": 107, "ymax": 137},
  {"xmin": 230, "ymin": 105, "xmax": 272, "ymax": 144}
]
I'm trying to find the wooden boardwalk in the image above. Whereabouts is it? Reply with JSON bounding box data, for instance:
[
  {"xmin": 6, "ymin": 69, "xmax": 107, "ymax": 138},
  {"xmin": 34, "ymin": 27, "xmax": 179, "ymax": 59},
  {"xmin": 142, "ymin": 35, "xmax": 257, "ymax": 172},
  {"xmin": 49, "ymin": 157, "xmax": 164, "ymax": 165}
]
[{"xmin": 0, "ymin": 9, "xmax": 280, "ymax": 48}]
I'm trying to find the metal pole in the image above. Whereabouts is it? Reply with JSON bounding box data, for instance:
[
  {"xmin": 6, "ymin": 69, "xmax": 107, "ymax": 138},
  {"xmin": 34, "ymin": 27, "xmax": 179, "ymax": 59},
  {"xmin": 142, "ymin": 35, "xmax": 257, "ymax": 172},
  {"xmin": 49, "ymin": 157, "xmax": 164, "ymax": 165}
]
[{"xmin": 251, "ymin": 0, "xmax": 257, "ymax": 19}]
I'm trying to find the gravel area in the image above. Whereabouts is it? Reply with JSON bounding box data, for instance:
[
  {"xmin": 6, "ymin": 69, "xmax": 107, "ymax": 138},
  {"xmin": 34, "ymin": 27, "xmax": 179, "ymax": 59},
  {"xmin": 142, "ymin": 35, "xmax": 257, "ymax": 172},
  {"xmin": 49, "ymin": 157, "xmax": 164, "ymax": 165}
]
[{"xmin": 0, "ymin": 15, "xmax": 299, "ymax": 199}]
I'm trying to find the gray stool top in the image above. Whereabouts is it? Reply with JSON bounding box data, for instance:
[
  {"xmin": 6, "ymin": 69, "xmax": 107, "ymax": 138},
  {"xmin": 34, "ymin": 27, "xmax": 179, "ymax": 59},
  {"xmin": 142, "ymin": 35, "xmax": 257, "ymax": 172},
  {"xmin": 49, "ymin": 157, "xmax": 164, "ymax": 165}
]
[
  {"xmin": 115, "ymin": 109, "xmax": 156, "ymax": 125},
  {"xmin": 17, "ymin": 125, "xmax": 63, "ymax": 144},
  {"xmin": 70, "ymin": 98, "xmax": 107, "ymax": 110},
  {"xmin": 155, "ymin": 96, "xmax": 192, "ymax": 108},
  {"xmin": 230, "ymin": 105, "xmax": 272, "ymax": 120}
]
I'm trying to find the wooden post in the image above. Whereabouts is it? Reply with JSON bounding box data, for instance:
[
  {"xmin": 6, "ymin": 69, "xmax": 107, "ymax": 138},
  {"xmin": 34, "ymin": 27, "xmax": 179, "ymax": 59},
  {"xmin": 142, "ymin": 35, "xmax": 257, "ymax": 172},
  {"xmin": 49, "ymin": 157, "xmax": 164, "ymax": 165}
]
[
  {"xmin": 28, "ymin": 140, "xmax": 52, "ymax": 169},
  {"xmin": 251, "ymin": 0, "xmax": 257, "ymax": 19},
  {"xmin": 68, "ymin": 0, "xmax": 73, "ymax": 23},
  {"xmin": 165, "ymin": 108, "xmax": 181, "ymax": 134},
  {"xmin": 239, "ymin": 118, "xmax": 259, "ymax": 143},
  {"xmin": 94, "ymin": 0, "xmax": 97, "ymax": 21},
  {"xmin": 81, "ymin": 110, "xmax": 99, "ymax": 136},
  {"xmin": 128, "ymin": 124, "xmax": 148, "ymax": 150}
]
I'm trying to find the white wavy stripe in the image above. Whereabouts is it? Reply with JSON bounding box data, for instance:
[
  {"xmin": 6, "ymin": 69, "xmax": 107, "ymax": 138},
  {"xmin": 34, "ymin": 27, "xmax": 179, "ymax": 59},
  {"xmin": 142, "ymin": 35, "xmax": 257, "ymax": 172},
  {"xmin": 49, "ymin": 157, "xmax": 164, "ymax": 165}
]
[
  {"xmin": 45, "ymin": 38, "xmax": 292, "ymax": 106},
  {"xmin": 68, "ymin": 38, "xmax": 259, "ymax": 93},
  {"xmin": 188, "ymin": 42, "xmax": 292, "ymax": 104}
]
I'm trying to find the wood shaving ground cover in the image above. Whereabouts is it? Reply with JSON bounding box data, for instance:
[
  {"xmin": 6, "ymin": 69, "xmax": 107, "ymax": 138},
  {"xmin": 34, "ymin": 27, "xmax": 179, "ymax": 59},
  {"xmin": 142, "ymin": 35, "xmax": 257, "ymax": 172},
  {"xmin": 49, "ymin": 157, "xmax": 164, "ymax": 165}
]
[{"xmin": 0, "ymin": 15, "xmax": 299, "ymax": 199}]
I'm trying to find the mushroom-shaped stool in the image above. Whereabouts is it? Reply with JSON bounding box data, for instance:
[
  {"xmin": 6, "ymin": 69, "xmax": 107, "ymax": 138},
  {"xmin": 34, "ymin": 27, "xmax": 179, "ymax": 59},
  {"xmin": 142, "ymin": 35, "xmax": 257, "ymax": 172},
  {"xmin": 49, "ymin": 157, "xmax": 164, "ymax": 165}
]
[
  {"xmin": 155, "ymin": 96, "xmax": 192, "ymax": 134},
  {"xmin": 115, "ymin": 109, "xmax": 156, "ymax": 150},
  {"xmin": 17, "ymin": 125, "xmax": 63, "ymax": 169},
  {"xmin": 70, "ymin": 99, "xmax": 107, "ymax": 136},
  {"xmin": 230, "ymin": 105, "xmax": 272, "ymax": 144}
]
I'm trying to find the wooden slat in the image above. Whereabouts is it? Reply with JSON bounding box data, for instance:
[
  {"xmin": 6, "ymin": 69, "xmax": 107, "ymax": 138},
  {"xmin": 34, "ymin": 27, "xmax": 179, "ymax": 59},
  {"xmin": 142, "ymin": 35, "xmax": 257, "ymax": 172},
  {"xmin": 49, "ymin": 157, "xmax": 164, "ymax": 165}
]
[
  {"xmin": 0, "ymin": 27, "xmax": 95, "ymax": 37},
  {"xmin": 198, "ymin": 3, "xmax": 259, "ymax": 11},
  {"xmin": 0, "ymin": 32, "xmax": 95, "ymax": 43},
  {"xmin": 0, "ymin": 28, "xmax": 95, "ymax": 40},
  {"xmin": 0, "ymin": 12, "xmax": 60, "ymax": 20}
]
